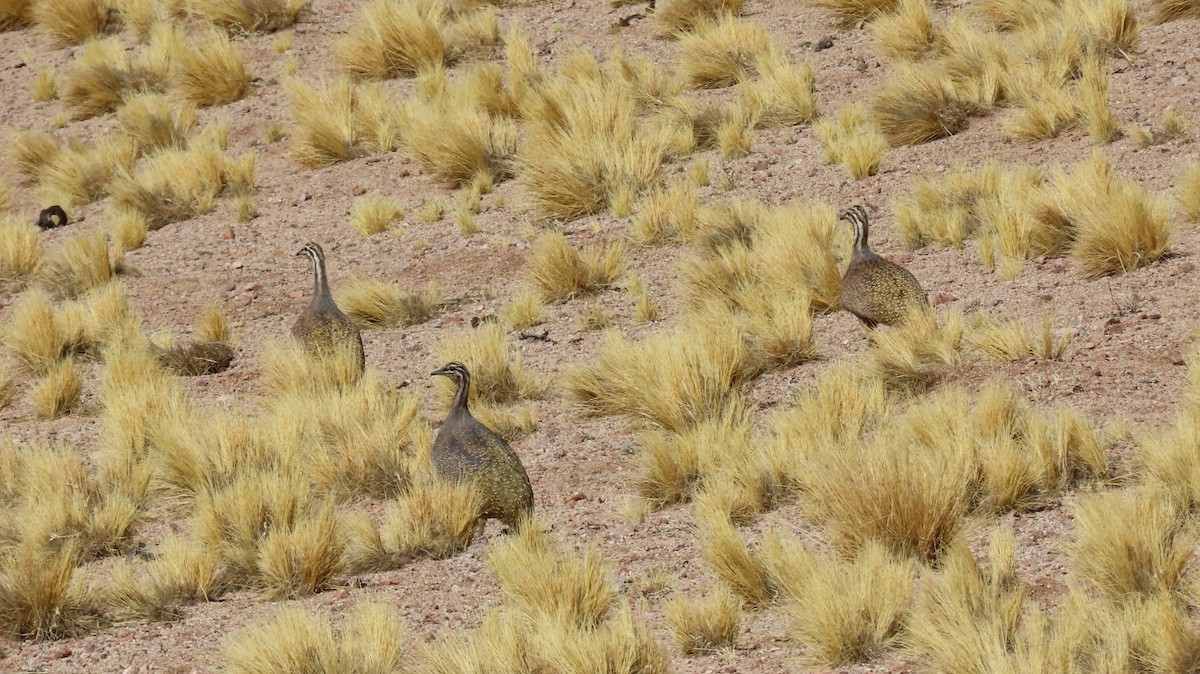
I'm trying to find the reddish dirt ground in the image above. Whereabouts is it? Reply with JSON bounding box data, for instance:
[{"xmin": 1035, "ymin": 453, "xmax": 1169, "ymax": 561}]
[{"xmin": 1, "ymin": 0, "xmax": 1199, "ymax": 671}]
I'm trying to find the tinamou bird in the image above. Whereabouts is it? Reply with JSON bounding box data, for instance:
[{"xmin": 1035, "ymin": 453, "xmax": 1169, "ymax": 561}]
[
  {"xmin": 430, "ymin": 361, "xmax": 534, "ymax": 531},
  {"xmin": 838, "ymin": 204, "xmax": 928, "ymax": 328},
  {"xmin": 292, "ymin": 242, "xmax": 365, "ymax": 372}
]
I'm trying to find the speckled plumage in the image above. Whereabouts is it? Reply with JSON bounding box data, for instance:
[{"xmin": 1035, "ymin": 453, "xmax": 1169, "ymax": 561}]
[
  {"xmin": 430, "ymin": 362, "xmax": 534, "ymax": 530},
  {"xmin": 838, "ymin": 205, "xmax": 928, "ymax": 328},
  {"xmin": 292, "ymin": 242, "xmax": 365, "ymax": 372}
]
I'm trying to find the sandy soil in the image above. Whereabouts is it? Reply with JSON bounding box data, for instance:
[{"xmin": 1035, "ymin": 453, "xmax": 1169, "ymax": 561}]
[{"xmin": 1, "ymin": 0, "xmax": 1199, "ymax": 671}]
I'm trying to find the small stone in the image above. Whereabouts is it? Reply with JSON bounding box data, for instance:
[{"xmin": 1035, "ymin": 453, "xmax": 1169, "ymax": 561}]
[
  {"xmin": 930, "ymin": 293, "xmax": 958, "ymax": 306},
  {"xmin": 243, "ymin": 282, "xmax": 261, "ymax": 292},
  {"xmin": 352, "ymin": 186, "xmax": 367, "ymax": 196},
  {"xmin": 51, "ymin": 646, "xmax": 72, "ymax": 659},
  {"xmin": 231, "ymin": 260, "xmax": 244, "ymax": 269},
  {"xmin": 814, "ymin": 35, "xmax": 833, "ymax": 51},
  {"xmin": 855, "ymin": 58, "xmax": 868, "ymax": 72},
  {"xmin": 567, "ymin": 492, "xmax": 587, "ymax": 503},
  {"xmin": 752, "ymin": 160, "xmax": 769, "ymax": 172},
  {"xmin": 333, "ymin": 589, "xmax": 350, "ymax": 599},
  {"xmin": 221, "ymin": 226, "xmax": 235, "ymax": 240}
]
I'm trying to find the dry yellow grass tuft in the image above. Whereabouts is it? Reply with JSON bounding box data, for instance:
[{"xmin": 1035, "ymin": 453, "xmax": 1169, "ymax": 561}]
[
  {"xmin": 350, "ymin": 194, "xmax": 405, "ymax": 235},
  {"xmin": 1176, "ymin": 162, "xmax": 1200, "ymax": 222},
  {"xmin": 109, "ymin": 209, "xmax": 150, "ymax": 253},
  {"xmin": 516, "ymin": 52, "xmax": 682, "ymax": 220},
  {"xmin": 107, "ymin": 138, "xmax": 227, "ymax": 231},
  {"xmin": 285, "ymin": 77, "xmax": 358, "ymax": 166},
  {"xmin": 871, "ymin": 63, "xmax": 978, "ymax": 146},
  {"xmin": 653, "ymin": 0, "xmax": 746, "ymax": 35},
  {"xmin": 335, "ymin": 278, "xmax": 442, "ymax": 329},
  {"xmin": 870, "ymin": 0, "xmax": 937, "ymax": 61},
  {"xmin": 566, "ymin": 314, "xmax": 760, "ymax": 432},
  {"xmin": 31, "ymin": 356, "xmax": 83, "ymax": 419},
  {"xmin": 664, "ymin": 583, "xmax": 742, "ymax": 654},
  {"xmin": 2, "ymin": 291, "xmax": 86, "ymax": 374},
  {"xmin": 966, "ymin": 313, "xmax": 1074, "ymax": 361},
  {"xmin": 402, "ymin": 86, "xmax": 518, "ymax": 188},
  {"xmin": 0, "ymin": 217, "xmax": 43, "ymax": 280},
  {"xmin": 678, "ymin": 15, "xmax": 770, "ymax": 89},
  {"xmin": 0, "ymin": 0, "xmax": 34, "ymax": 29},
  {"xmin": 0, "ymin": 541, "xmax": 99, "ymax": 640},
  {"xmin": 29, "ymin": 66, "xmax": 56, "ymax": 102},
  {"xmin": 865, "ymin": 307, "xmax": 963, "ymax": 393},
  {"xmin": 696, "ymin": 510, "xmax": 775, "ymax": 608},
  {"xmin": 1077, "ymin": 53, "xmax": 1120, "ymax": 143},
  {"xmin": 1152, "ymin": 0, "xmax": 1200, "ymax": 21},
  {"xmin": 502, "ymin": 290, "xmax": 545, "ymax": 330},
  {"xmin": 37, "ymin": 231, "xmax": 118, "ymax": 300},
  {"xmin": 434, "ymin": 322, "xmax": 545, "ymax": 406},
  {"xmin": 30, "ymin": 0, "xmax": 111, "ymax": 47},
  {"xmin": 528, "ymin": 231, "xmax": 627, "ymax": 302},
  {"xmin": 32, "ymin": 136, "xmax": 138, "ymax": 210},
  {"xmin": 59, "ymin": 37, "xmax": 165, "ymax": 121},
  {"xmin": 814, "ymin": 104, "xmax": 889, "ymax": 179},
  {"xmin": 488, "ymin": 524, "xmax": 615, "ymax": 627},
  {"xmin": 1051, "ymin": 151, "xmax": 1171, "ymax": 278},
  {"xmin": 808, "ymin": 0, "xmax": 901, "ymax": 25},
  {"xmin": 171, "ymin": 28, "xmax": 251, "ymax": 106},
  {"xmin": 223, "ymin": 602, "xmax": 405, "ymax": 674},
  {"xmin": 1069, "ymin": 488, "xmax": 1191, "ymax": 601},
  {"xmin": 10, "ymin": 129, "xmax": 59, "ymax": 180},
  {"xmin": 186, "ymin": 0, "xmax": 308, "ymax": 32},
  {"xmin": 336, "ymin": 0, "xmax": 449, "ymax": 79},
  {"xmin": 905, "ymin": 527, "xmax": 1031, "ymax": 672},
  {"xmin": 365, "ymin": 476, "xmax": 485, "ymax": 566},
  {"xmin": 773, "ymin": 536, "xmax": 915, "ymax": 666},
  {"xmin": 116, "ymin": 93, "xmax": 199, "ymax": 154}
]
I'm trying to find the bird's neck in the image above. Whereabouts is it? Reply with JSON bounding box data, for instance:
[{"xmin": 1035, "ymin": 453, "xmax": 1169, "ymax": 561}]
[
  {"xmin": 450, "ymin": 377, "xmax": 471, "ymax": 414},
  {"xmin": 310, "ymin": 254, "xmax": 331, "ymax": 304}
]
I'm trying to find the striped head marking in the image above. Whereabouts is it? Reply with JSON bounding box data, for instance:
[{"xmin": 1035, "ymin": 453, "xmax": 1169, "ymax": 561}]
[
  {"xmin": 840, "ymin": 204, "xmax": 871, "ymax": 253},
  {"xmin": 432, "ymin": 361, "xmax": 472, "ymax": 410},
  {"xmin": 296, "ymin": 242, "xmax": 329, "ymax": 298}
]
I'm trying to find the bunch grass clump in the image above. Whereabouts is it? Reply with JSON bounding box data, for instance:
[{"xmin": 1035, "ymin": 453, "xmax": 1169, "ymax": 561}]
[
  {"xmin": 116, "ymin": 93, "xmax": 199, "ymax": 154},
  {"xmin": 285, "ymin": 77, "xmax": 358, "ymax": 167},
  {"xmin": 871, "ymin": 63, "xmax": 978, "ymax": 146},
  {"xmin": 30, "ymin": 0, "xmax": 112, "ymax": 47},
  {"xmin": 488, "ymin": 524, "xmax": 614, "ymax": 627},
  {"xmin": 31, "ymin": 356, "xmax": 83, "ymax": 419},
  {"xmin": 516, "ymin": 51, "xmax": 682, "ymax": 220},
  {"xmin": 59, "ymin": 37, "xmax": 165, "ymax": 120},
  {"xmin": 1175, "ymin": 162, "xmax": 1200, "ymax": 222},
  {"xmin": 350, "ymin": 194, "xmax": 405, "ymax": 235},
  {"xmin": 107, "ymin": 137, "xmax": 228, "ymax": 230},
  {"xmin": 808, "ymin": 0, "xmax": 902, "ymax": 25},
  {"xmin": 186, "ymin": 0, "xmax": 308, "ymax": 32},
  {"xmin": 0, "ymin": 542, "xmax": 99, "ymax": 640},
  {"xmin": 769, "ymin": 535, "xmax": 916, "ymax": 666},
  {"xmin": 678, "ymin": 14, "xmax": 771, "ymax": 89},
  {"xmin": 1152, "ymin": 0, "xmax": 1200, "ymax": 22},
  {"xmin": 401, "ymin": 89, "xmax": 518, "ymax": 188},
  {"xmin": 0, "ymin": 217, "xmax": 43, "ymax": 280},
  {"xmin": 653, "ymin": 0, "xmax": 747, "ymax": 35},
  {"xmin": 1052, "ymin": 151, "xmax": 1171, "ymax": 278},
  {"xmin": 966, "ymin": 313, "xmax": 1074, "ymax": 361},
  {"xmin": 223, "ymin": 602, "xmax": 406, "ymax": 674},
  {"xmin": 565, "ymin": 314, "xmax": 761, "ymax": 432},
  {"xmin": 814, "ymin": 104, "xmax": 888, "ymax": 179},
  {"xmin": 1069, "ymin": 488, "xmax": 1192, "ymax": 601},
  {"xmin": 433, "ymin": 322, "xmax": 545, "ymax": 406},
  {"xmin": 664, "ymin": 583, "xmax": 742, "ymax": 654},
  {"xmin": 37, "ymin": 231, "xmax": 118, "ymax": 300},
  {"xmin": 171, "ymin": 28, "xmax": 251, "ymax": 106},
  {"xmin": 335, "ymin": 278, "xmax": 442, "ymax": 329},
  {"xmin": 528, "ymin": 231, "xmax": 627, "ymax": 302},
  {"xmin": 336, "ymin": 0, "xmax": 449, "ymax": 79}
]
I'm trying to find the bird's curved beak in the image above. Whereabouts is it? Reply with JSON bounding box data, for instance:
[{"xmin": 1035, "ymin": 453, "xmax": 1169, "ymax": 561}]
[
  {"xmin": 430, "ymin": 367, "xmax": 450, "ymax": 378},
  {"xmin": 295, "ymin": 248, "xmax": 307, "ymax": 257}
]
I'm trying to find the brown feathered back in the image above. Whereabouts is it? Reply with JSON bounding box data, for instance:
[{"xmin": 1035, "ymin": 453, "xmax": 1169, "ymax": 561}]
[
  {"xmin": 430, "ymin": 361, "xmax": 534, "ymax": 530},
  {"xmin": 291, "ymin": 242, "xmax": 365, "ymax": 371},
  {"xmin": 838, "ymin": 205, "xmax": 928, "ymax": 328}
]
